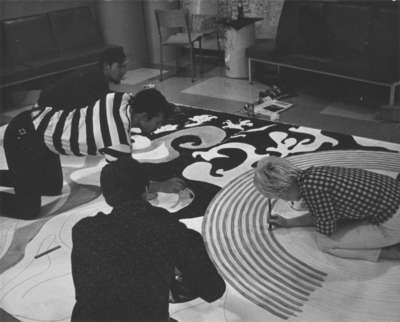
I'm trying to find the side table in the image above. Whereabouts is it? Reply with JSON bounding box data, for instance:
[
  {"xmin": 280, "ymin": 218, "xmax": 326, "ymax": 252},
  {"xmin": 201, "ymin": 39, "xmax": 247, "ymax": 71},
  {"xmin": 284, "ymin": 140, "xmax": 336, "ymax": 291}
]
[{"xmin": 219, "ymin": 17, "xmax": 263, "ymax": 78}]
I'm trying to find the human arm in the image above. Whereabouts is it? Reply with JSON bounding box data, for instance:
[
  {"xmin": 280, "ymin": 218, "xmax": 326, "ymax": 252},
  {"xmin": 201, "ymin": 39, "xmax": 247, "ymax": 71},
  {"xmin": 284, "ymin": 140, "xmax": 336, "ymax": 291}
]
[
  {"xmin": 138, "ymin": 159, "xmax": 188, "ymax": 194},
  {"xmin": 268, "ymin": 197, "xmax": 338, "ymax": 236},
  {"xmin": 302, "ymin": 188, "xmax": 338, "ymax": 235},
  {"xmin": 38, "ymin": 77, "xmax": 71, "ymax": 109},
  {"xmin": 98, "ymin": 92, "xmax": 134, "ymax": 161},
  {"xmin": 39, "ymin": 70, "xmax": 108, "ymax": 111},
  {"xmin": 147, "ymin": 177, "xmax": 187, "ymax": 194},
  {"xmin": 268, "ymin": 188, "xmax": 338, "ymax": 236},
  {"xmin": 99, "ymin": 145, "xmax": 131, "ymax": 162},
  {"xmin": 38, "ymin": 71, "xmax": 86, "ymax": 110},
  {"xmin": 269, "ymin": 212, "xmax": 314, "ymax": 228},
  {"xmin": 174, "ymin": 224, "xmax": 226, "ymax": 302},
  {"xmin": 100, "ymin": 151, "xmax": 187, "ymax": 193}
]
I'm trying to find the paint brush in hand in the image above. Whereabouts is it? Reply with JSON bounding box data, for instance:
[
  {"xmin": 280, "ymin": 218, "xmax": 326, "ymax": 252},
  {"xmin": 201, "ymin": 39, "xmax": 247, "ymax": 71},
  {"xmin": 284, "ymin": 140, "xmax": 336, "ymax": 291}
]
[
  {"xmin": 267, "ymin": 199, "xmax": 273, "ymax": 231},
  {"xmin": 34, "ymin": 245, "xmax": 61, "ymax": 259}
]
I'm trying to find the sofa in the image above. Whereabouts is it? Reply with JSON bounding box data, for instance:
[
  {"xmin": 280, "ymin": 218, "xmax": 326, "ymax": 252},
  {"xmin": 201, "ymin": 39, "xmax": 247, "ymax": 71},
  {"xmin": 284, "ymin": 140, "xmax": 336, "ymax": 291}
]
[
  {"xmin": 246, "ymin": 0, "xmax": 400, "ymax": 105},
  {"xmin": 0, "ymin": 6, "xmax": 109, "ymax": 89}
]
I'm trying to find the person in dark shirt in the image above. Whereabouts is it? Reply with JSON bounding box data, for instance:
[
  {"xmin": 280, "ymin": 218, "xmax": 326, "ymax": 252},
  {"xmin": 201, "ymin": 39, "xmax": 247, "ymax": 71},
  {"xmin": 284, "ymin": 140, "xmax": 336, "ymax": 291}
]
[
  {"xmin": 37, "ymin": 45, "xmax": 128, "ymax": 111},
  {"xmin": 254, "ymin": 156, "xmax": 400, "ymax": 262},
  {"xmin": 70, "ymin": 156, "xmax": 226, "ymax": 322}
]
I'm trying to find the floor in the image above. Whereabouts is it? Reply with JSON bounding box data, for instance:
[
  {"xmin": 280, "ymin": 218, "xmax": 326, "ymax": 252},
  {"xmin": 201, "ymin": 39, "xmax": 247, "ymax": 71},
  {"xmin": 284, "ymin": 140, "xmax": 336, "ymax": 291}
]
[
  {"xmin": 116, "ymin": 63, "xmax": 400, "ymax": 144},
  {"xmin": 1, "ymin": 65, "xmax": 400, "ymax": 322},
  {"xmin": 2, "ymin": 62, "xmax": 400, "ymax": 144}
]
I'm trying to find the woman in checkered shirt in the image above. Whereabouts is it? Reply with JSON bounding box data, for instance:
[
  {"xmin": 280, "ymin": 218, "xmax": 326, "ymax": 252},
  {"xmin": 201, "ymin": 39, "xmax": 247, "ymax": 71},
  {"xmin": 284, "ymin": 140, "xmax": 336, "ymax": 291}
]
[{"xmin": 254, "ymin": 156, "xmax": 400, "ymax": 262}]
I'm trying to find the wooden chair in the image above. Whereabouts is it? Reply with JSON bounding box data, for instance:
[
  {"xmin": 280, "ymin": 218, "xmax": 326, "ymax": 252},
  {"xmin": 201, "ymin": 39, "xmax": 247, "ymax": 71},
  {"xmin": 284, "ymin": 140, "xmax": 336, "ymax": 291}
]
[{"xmin": 155, "ymin": 8, "xmax": 208, "ymax": 82}]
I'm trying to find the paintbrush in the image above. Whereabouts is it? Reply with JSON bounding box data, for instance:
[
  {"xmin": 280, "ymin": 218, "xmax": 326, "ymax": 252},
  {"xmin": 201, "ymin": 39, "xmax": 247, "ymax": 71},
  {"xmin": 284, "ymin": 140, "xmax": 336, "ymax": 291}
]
[
  {"xmin": 34, "ymin": 245, "xmax": 61, "ymax": 259},
  {"xmin": 268, "ymin": 199, "xmax": 273, "ymax": 231}
]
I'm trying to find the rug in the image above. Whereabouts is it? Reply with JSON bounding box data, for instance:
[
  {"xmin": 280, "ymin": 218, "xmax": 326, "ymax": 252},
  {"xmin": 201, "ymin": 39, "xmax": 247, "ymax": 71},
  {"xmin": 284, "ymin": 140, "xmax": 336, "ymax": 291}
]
[
  {"xmin": 0, "ymin": 105, "xmax": 400, "ymax": 322},
  {"xmin": 203, "ymin": 150, "xmax": 400, "ymax": 321}
]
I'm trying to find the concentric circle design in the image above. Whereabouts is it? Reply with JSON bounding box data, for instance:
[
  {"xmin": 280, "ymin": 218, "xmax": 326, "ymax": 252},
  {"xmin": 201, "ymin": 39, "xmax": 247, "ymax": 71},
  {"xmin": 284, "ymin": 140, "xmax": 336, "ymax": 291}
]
[{"xmin": 203, "ymin": 150, "xmax": 400, "ymax": 320}]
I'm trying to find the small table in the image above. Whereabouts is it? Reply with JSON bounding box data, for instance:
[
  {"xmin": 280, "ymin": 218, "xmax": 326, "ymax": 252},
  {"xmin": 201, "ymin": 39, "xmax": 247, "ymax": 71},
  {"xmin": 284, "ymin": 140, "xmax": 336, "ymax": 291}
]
[{"xmin": 219, "ymin": 17, "xmax": 263, "ymax": 78}]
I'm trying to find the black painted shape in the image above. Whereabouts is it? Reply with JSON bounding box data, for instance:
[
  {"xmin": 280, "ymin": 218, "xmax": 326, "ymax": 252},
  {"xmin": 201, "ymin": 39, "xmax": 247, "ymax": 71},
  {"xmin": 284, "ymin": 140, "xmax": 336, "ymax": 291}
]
[{"xmin": 207, "ymin": 148, "xmax": 248, "ymax": 178}]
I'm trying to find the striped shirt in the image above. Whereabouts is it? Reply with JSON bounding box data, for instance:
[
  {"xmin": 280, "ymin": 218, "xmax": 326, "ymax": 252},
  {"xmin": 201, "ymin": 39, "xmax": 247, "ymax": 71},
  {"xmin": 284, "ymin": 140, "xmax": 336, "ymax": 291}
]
[
  {"xmin": 298, "ymin": 166, "xmax": 400, "ymax": 235},
  {"xmin": 32, "ymin": 92, "xmax": 132, "ymax": 159}
]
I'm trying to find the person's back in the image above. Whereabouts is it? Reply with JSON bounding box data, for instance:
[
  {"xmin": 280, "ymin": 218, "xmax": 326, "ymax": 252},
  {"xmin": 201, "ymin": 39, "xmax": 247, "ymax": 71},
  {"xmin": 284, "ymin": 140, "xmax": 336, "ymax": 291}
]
[
  {"xmin": 72, "ymin": 203, "xmax": 178, "ymax": 321},
  {"xmin": 38, "ymin": 68, "xmax": 108, "ymax": 111},
  {"xmin": 38, "ymin": 45, "xmax": 127, "ymax": 111},
  {"xmin": 0, "ymin": 87, "xmax": 180, "ymax": 220},
  {"xmin": 70, "ymin": 157, "xmax": 226, "ymax": 321}
]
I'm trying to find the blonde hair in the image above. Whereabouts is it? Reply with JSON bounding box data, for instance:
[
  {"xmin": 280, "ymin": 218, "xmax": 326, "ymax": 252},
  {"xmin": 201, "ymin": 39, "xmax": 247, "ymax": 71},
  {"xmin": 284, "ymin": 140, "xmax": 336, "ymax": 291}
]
[{"xmin": 254, "ymin": 156, "xmax": 300, "ymax": 198}]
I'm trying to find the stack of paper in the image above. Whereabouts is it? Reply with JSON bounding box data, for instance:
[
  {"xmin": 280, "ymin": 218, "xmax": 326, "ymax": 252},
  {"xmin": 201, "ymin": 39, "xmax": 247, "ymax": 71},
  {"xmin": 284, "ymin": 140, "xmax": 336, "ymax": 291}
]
[{"xmin": 253, "ymin": 97, "xmax": 293, "ymax": 120}]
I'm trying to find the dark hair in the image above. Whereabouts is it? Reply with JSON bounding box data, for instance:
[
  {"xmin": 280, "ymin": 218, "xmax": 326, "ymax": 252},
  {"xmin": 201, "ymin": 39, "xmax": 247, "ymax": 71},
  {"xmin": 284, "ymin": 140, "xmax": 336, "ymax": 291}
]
[
  {"xmin": 99, "ymin": 45, "xmax": 127, "ymax": 67},
  {"xmin": 129, "ymin": 88, "xmax": 174, "ymax": 119},
  {"xmin": 100, "ymin": 156, "xmax": 148, "ymax": 207}
]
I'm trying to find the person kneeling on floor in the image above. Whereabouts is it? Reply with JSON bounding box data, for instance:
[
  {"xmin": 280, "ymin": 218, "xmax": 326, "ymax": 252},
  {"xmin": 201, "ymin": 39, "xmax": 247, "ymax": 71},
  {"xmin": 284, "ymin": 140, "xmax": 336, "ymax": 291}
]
[
  {"xmin": 254, "ymin": 156, "xmax": 400, "ymax": 262},
  {"xmin": 70, "ymin": 156, "xmax": 226, "ymax": 322},
  {"xmin": 0, "ymin": 88, "xmax": 185, "ymax": 220}
]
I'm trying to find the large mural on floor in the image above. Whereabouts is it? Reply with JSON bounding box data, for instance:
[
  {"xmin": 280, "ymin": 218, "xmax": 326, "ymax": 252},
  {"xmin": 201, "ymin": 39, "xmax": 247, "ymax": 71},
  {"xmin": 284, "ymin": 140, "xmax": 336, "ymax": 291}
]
[{"xmin": 1, "ymin": 105, "xmax": 400, "ymax": 322}]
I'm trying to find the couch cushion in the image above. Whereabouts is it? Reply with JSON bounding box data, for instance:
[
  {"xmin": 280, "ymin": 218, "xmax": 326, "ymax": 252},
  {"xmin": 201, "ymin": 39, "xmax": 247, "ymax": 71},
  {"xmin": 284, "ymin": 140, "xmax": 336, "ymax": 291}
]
[
  {"xmin": 280, "ymin": 55, "xmax": 370, "ymax": 81},
  {"xmin": 275, "ymin": 1, "xmax": 333, "ymax": 57},
  {"xmin": 325, "ymin": 3, "xmax": 371, "ymax": 59},
  {"xmin": 50, "ymin": 7, "xmax": 103, "ymax": 52},
  {"xmin": 247, "ymin": 0, "xmax": 399, "ymax": 84},
  {"xmin": 369, "ymin": 6, "xmax": 399, "ymax": 83},
  {"xmin": 0, "ymin": 64, "xmax": 32, "ymax": 87},
  {"xmin": 3, "ymin": 14, "xmax": 58, "ymax": 65},
  {"xmin": 1, "ymin": 46, "xmax": 107, "ymax": 87},
  {"xmin": 248, "ymin": 52, "xmax": 398, "ymax": 84}
]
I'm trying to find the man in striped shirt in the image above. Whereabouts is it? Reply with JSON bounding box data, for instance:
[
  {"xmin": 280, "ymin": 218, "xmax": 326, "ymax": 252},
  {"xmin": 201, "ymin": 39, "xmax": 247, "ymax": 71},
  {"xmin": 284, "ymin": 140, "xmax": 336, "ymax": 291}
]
[
  {"xmin": 254, "ymin": 156, "xmax": 400, "ymax": 262},
  {"xmin": 1, "ymin": 88, "xmax": 185, "ymax": 219}
]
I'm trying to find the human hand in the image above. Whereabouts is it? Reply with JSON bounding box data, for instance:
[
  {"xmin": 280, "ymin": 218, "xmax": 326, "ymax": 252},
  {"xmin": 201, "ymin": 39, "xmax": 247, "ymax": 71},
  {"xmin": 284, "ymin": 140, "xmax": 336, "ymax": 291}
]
[
  {"xmin": 288, "ymin": 199, "xmax": 308, "ymax": 212},
  {"xmin": 151, "ymin": 177, "xmax": 186, "ymax": 194},
  {"xmin": 268, "ymin": 214, "xmax": 290, "ymax": 228}
]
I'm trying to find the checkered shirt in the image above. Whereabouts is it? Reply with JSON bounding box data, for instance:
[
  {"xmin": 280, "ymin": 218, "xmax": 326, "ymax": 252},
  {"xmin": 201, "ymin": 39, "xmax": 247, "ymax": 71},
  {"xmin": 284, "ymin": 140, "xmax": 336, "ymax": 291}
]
[{"xmin": 298, "ymin": 166, "xmax": 400, "ymax": 235}]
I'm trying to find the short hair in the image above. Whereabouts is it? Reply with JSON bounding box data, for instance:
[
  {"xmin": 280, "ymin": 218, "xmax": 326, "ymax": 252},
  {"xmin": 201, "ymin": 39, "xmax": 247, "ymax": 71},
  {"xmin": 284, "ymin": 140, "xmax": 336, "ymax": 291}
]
[
  {"xmin": 254, "ymin": 156, "xmax": 300, "ymax": 198},
  {"xmin": 129, "ymin": 88, "xmax": 174, "ymax": 119},
  {"xmin": 99, "ymin": 45, "xmax": 127, "ymax": 67},
  {"xmin": 100, "ymin": 156, "xmax": 149, "ymax": 207}
]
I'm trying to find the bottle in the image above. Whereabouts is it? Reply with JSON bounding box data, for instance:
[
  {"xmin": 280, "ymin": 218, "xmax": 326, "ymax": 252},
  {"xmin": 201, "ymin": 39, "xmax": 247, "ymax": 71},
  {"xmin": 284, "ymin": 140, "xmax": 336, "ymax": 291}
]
[
  {"xmin": 231, "ymin": 4, "xmax": 237, "ymax": 20},
  {"xmin": 237, "ymin": 0, "xmax": 244, "ymax": 19}
]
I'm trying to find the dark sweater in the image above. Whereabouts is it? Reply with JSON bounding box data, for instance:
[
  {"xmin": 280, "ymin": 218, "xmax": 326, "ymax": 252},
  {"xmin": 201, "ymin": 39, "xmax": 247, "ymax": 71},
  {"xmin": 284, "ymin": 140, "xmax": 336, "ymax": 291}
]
[
  {"xmin": 38, "ymin": 68, "xmax": 109, "ymax": 111},
  {"xmin": 70, "ymin": 200, "xmax": 225, "ymax": 322}
]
